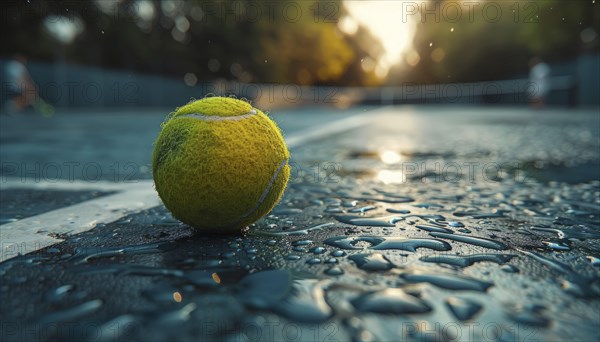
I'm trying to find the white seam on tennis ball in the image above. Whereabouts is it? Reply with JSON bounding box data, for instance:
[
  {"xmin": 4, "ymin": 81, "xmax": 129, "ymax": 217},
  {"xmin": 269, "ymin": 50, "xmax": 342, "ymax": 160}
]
[
  {"xmin": 175, "ymin": 109, "xmax": 257, "ymax": 121},
  {"xmin": 226, "ymin": 158, "xmax": 288, "ymax": 226}
]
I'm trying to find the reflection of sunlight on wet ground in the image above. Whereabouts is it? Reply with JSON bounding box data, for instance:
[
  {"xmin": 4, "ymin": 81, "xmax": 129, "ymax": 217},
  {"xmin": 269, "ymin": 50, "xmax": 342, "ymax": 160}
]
[
  {"xmin": 377, "ymin": 170, "xmax": 404, "ymax": 184},
  {"xmin": 379, "ymin": 150, "xmax": 402, "ymax": 165},
  {"xmin": 378, "ymin": 150, "xmax": 405, "ymax": 183}
]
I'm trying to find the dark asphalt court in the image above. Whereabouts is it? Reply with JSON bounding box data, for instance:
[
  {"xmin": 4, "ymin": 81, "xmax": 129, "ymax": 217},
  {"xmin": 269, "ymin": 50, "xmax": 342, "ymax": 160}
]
[{"xmin": 0, "ymin": 106, "xmax": 599, "ymax": 341}]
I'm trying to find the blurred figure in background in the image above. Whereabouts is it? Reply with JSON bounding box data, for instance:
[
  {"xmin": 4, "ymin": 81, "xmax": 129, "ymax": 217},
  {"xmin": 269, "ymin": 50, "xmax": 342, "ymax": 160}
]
[
  {"xmin": 528, "ymin": 57, "xmax": 551, "ymax": 108},
  {"xmin": 3, "ymin": 54, "xmax": 38, "ymax": 114}
]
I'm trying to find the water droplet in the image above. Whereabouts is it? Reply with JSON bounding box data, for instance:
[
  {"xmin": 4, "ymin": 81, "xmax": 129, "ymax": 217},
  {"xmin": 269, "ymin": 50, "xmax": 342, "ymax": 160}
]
[
  {"xmin": 413, "ymin": 203, "xmax": 443, "ymax": 209},
  {"xmin": 325, "ymin": 266, "xmax": 344, "ymax": 276},
  {"xmin": 325, "ymin": 236, "xmax": 451, "ymax": 252},
  {"xmin": 116, "ymin": 218, "xmax": 132, "ymax": 225},
  {"xmin": 516, "ymin": 248, "xmax": 572, "ymax": 274},
  {"xmin": 542, "ymin": 240, "xmax": 571, "ymax": 251},
  {"xmin": 357, "ymin": 192, "xmax": 414, "ymax": 203},
  {"xmin": 565, "ymin": 209, "xmax": 592, "ymax": 216},
  {"xmin": 534, "ymin": 227, "xmax": 600, "ymax": 240},
  {"xmin": 45, "ymin": 284, "xmax": 74, "ymax": 302},
  {"xmin": 221, "ymin": 251, "xmax": 235, "ymax": 259},
  {"xmin": 453, "ymin": 211, "xmax": 506, "ymax": 219},
  {"xmin": 336, "ymin": 215, "xmax": 395, "ymax": 227},
  {"xmin": 428, "ymin": 232, "xmax": 508, "ymax": 250},
  {"xmin": 292, "ymin": 240, "xmax": 312, "ymax": 246},
  {"xmin": 352, "ymin": 289, "xmax": 431, "ymax": 314},
  {"xmin": 155, "ymin": 303, "xmax": 197, "ymax": 325},
  {"xmin": 272, "ymin": 208, "xmax": 302, "ymax": 215},
  {"xmin": 311, "ymin": 247, "xmax": 326, "ymax": 254},
  {"xmin": 401, "ymin": 272, "xmax": 493, "ymax": 292},
  {"xmin": 349, "ymin": 253, "xmax": 394, "ymax": 271},
  {"xmin": 306, "ymin": 258, "xmax": 322, "ymax": 265},
  {"xmin": 70, "ymin": 241, "xmax": 171, "ymax": 264},
  {"xmin": 256, "ymin": 223, "xmax": 335, "ymax": 236},
  {"xmin": 587, "ymin": 256, "xmax": 600, "ymax": 266},
  {"xmin": 325, "ymin": 236, "xmax": 380, "ymax": 249},
  {"xmin": 420, "ymin": 253, "xmax": 515, "ymax": 267},
  {"xmin": 501, "ymin": 264, "xmax": 520, "ymax": 273},
  {"xmin": 342, "ymin": 200, "xmax": 359, "ymax": 208},
  {"xmin": 324, "ymin": 197, "xmax": 342, "ymax": 205},
  {"xmin": 273, "ymin": 279, "xmax": 332, "ymax": 322},
  {"xmin": 350, "ymin": 205, "xmax": 377, "ymax": 213},
  {"xmin": 239, "ymin": 271, "xmax": 332, "ymax": 323},
  {"xmin": 416, "ymin": 225, "xmax": 454, "ymax": 233},
  {"xmin": 331, "ymin": 250, "xmax": 346, "ymax": 257},
  {"xmin": 446, "ymin": 297, "xmax": 482, "ymax": 321},
  {"xmin": 386, "ymin": 208, "xmax": 411, "ymax": 214}
]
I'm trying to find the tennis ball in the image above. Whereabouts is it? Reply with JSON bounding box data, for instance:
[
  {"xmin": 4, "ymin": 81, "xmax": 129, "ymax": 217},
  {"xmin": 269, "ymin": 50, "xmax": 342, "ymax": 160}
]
[{"xmin": 152, "ymin": 97, "xmax": 290, "ymax": 233}]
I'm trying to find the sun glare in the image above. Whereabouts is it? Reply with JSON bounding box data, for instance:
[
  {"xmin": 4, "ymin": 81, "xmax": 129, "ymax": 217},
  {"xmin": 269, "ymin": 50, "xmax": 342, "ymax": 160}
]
[
  {"xmin": 377, "ymin": 170, "xmax": 405, "ymax": 184},
  {"xmin": 344, "ymin": 1, "xmax": 417, "ymax": 76},
  {"xmin": 380, "ymin": 150, "xmax": 402, "ymax": 165}
]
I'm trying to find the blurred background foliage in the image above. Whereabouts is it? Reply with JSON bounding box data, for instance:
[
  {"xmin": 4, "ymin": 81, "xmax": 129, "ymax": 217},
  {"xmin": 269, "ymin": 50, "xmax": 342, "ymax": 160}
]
[
  {"xmin": 1, "ymin": 0, "xmax": 599, "ymax": 86},
  {"xmin": 400, "ymin": 0, "xmax": 600, "ymax": 83}
]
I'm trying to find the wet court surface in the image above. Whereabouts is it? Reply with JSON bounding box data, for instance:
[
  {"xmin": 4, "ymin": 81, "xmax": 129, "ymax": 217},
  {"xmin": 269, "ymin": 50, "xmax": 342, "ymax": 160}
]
[{"xmin": 1, "ymin": 106, "xmax": 599, "ymax": 341}]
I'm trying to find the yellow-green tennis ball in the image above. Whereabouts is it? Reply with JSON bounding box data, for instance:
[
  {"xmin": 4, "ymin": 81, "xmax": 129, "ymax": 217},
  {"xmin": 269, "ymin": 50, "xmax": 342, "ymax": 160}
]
[{"xmin": 152, "ymin": 97, "xmax": 290, "ymax": 233}]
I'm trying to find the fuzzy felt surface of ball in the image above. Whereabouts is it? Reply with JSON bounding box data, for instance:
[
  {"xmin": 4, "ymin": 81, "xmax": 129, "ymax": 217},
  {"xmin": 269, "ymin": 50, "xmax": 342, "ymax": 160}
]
[{"xmin": 152, "ymin": 97, "xmax": 290, "ymax": 233}]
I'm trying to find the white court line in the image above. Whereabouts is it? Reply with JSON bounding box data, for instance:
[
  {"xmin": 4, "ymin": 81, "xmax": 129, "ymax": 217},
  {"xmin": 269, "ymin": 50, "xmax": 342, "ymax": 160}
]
[
  {"xmin": 285, "ymin": 112, "xmax": 377, "ymax": 149},
  {"xmin": 1, "ymin": 181, "xmax": 159, "ymax": 262},
  {"xmin": 0, "ymin": 109, "xmax": 385, "ymax": 262},
  {"xmin": 1, "ymin": 178, "xmax": 133, "ymax": 191}
]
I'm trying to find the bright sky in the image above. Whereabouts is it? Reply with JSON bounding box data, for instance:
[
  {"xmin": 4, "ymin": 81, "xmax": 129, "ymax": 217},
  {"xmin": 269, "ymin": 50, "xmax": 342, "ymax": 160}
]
[{"xmin": 343, "ymin": 1, "xmax": 418, "ymax": 76}]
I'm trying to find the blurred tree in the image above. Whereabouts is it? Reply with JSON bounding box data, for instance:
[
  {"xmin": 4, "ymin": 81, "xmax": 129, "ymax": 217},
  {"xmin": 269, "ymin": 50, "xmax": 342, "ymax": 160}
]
[
  {"xmin": 399, "ymin": 0, "xmax": 600, "ymax": 84},
  {"xmin": 6, "ymin": 0, "xmax": 594, "ymax": 86},
  {"xmin": 516, "ymin": 0, "xmax": 600, "ymax": 57},
  {"xmin": 336, "ymin": 25, "xmax": 384, "ymax": 87},
  {"xmin": 0, "ymin": 0, "xmax": 379, "ymax": 86},
  {"xmin": 260, "ymin": 19, "xmax": 354, "ymax": 84}
]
